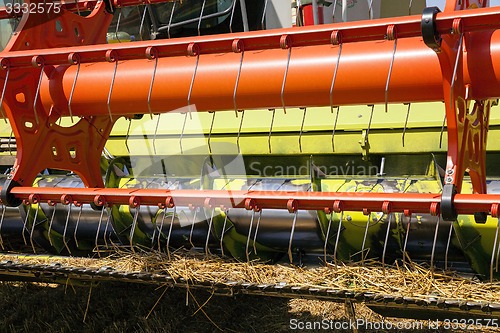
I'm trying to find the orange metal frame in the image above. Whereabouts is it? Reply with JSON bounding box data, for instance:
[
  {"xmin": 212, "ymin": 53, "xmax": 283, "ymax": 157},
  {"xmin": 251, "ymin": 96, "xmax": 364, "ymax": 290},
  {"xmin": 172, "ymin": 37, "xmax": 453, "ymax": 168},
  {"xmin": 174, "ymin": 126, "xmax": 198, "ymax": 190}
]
[{"xmin": 0, "ymin": 0, "xmax": 499, "ymax": 221}]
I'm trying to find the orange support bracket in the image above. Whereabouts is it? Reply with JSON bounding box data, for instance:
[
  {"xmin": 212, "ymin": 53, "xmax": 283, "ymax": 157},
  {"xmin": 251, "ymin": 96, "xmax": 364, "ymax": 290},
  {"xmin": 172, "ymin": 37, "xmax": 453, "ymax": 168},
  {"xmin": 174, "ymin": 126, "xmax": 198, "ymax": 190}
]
[
  {"xmin": 0, "ymin": 0, "xmax": 115, "ymax": 206},
  {"xmin": 422, "ymin": 5, "xmax": 491, "ymax": 222}
]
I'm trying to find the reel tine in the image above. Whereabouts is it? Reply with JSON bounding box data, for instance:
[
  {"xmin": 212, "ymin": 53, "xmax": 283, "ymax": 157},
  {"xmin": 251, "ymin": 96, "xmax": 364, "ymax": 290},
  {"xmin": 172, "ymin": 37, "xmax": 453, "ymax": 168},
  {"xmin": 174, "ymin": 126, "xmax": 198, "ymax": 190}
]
[
  {"xmin": 125, "ymin": 118, "xmax": 131, "ymax": 153},
  {"xmin": 409, "ymin": 0, "xmax": 413, "ymax": 15},
  {"xmin": 430, "ymin": 214, "xmax": 441, "ymax": 272},
  {"xmin": 229, "ymin": 0, "xmax": 238, "ymax": 33},
  {"xmin": 280, "ymin": 35, "xmax": 292, "ymax": 115},
  {"xmin": 115, "ymin": 9, "xmax": 122, "ymax": 42},
  {"xmin": 381, "ymin": 212, "xmax": 392, "ymax": 270},
  {"xmin": 47, "ymin": 203, "xmax": 56, "ymax": 247},
  {"xmin": 220, "ymin": 209, "xmax": 229, "ymax": 256},
  {"xmin": 103, "ymin": 207, "xmax": 113, "ymax": 249},
  {"xmin": 331, "ymin": 106, "xmax": 340, "ymax": 151},
  {"xmin": 491, "ymin": 216, "xmax": 500, "ymax": 282},
  {"xmin": 62, "ymin": 203, "xmax": 72, "ymax": 255},
  {"xmin": 0, "ymin": 64, "xmax": 10, "ymax": 123},
  {"xmin": 167, "ymin": 1, "xmax": 176, "ymax": 39},
  {"xmin": 444, "ymin": 221, "xmax": 455, "ymax": 271},
  {"xmin": 33, "ymin": 61, "xmax": 44, "ymax": 125},
  {"xmin": 402, "ymin": 212, "xmax": 411, "ymax": 265},
  {"xmin": 157, "ymin": 207, "xmax": 167, "ymax": 251},
  {"xmin": 166, "ymin": 206, "xmax": 176, "ymax": 260},
  {"xmin": 139, "ymin": 5, "xmax": 148, "ymax": 41},
  {"xmin": 384, "ymin": 25, "xmax": 397, "ymax": 113},
  {"xmin": 129, "ymin": 205, "xmax": 140, "ymax": 253},
  {"xmin": 288, "ymin": 210, "xmax": 298, "ymax": 263},
  {"xmin": 439, "ymin": 113, "xmax": 446, "ymax": 149},
  {"xmin": 341, "ymin": 0, "xmax": 347, "ymax": 22},
  {"xmin": 147, "ymin": 50, "xmax": 159, "ymax": 121},
  {"xmin": 252, "ymin": 210, "xmax": 262, "ymax": 256},
  {"xmin": 22, "ymin": 205, "xmax": 30, "ymax": 246},
  {"xmin": 268, "ymin": 109, "xmax": 275, "ymax": 154},
  {"xmin": 153, "ymin": 114, "xmax": 161, "ymax": 155},
  {"xmin": 233, "ymin": 38, "xmax": 244, "ymax": 116},
  {"xmin": 29, "ymin": 205, "xmax": 38, "ymax": 253},
  {"xmin": 368, "ymin": 0, "xmax": 373, "ymax": 19},
  {"xmin": 197, "ymin": 0, "xmax": 207, "ymax": 37},
  {"xmin": 402, "ymin": 103, "xmax": 411, "ymax": 147},
  {"xmin": 245, "ymin": 209, "xmax": 256, "ymax": 262},
  {"xmin": 73, "ymin": 204, "xmax": 83, "ymax": 249},
  {"xmin": 298, "ymin": 107, "xmax": 306, "ymax": 153},
  {"xmin": 189, "ymin": 207, "xmax": 198, "ymax": 248},
  {"xmin": 68, "ymin": 58, "xmax": 80, "ymax": 123},
  {"xmin": 208, "ymin": 111, "xmax": 215, "ymax": 154},
  {"xmin": 179, "ymin": 112, "xmax": 188, "ymax": 154},
  {"xmin": 333, "ymin": 211, "xmax": 343, "ymax": 267},
  {"xmin": 95, "ymin": 206, "xmax": 105, "ymax": 256},
  {"xmin": 106, "ymin": 56, "xmax": 118, "ymax": 122},
  {"xmin": 236, "ymin": 110, "xmax": 245, "ymax": 153},
  {"xmin": 0, "ymin": 204, "xmax": 5, "ymax": 250},
  {"xmin": 205, "ymin": 207, "xmax": 215, "ymax": 257},
  {"xmin": 323, "ymin": 210, "xmax": 333, "ymax": 265},
  {"xmin": 260, "ymin": 0, "xmax": 268, "ymax": 30},
  {"xmin": 496, "ymin": 231, "xmax": 500, "ymax": 272},
  {"xmin": 187, "ymin": 43, "xmax": 200, "ymax": 118},
  {"xmin": 360, "ymin": 212, "xmax": 371, "ymax": 264}
]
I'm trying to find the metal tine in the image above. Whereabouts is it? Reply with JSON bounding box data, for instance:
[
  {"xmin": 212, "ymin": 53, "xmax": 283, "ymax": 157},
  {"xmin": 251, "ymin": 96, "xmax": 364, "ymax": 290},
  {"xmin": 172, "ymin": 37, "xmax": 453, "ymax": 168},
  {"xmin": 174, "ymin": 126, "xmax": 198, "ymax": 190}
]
[
  {"xmin": 0, "ymin": 64, "xmax": 10, "ymax": 123},
  {"xmin": 362, "ymin": 104, "xmax": 375, "ymax": 150},
  {"xmin": 430, "ymin": 215, "xmax": 441, "ymax": 271},
  {"xmin": 189, "ymin": 207, "xmax": 198, "ymax": 248},
  {"xmin": 157, "ymin": 207, "xmax": 167, "ymax": 251},
  {"xmin": 384, "ymin": 25, "xmax": 397, "ymax": 113},
  {"xmin": 409, "ymin": 0, "xmax": 413, "ymax": 15},
  {"xmin": 245, "ymin": 209, "xmax": 256, "ymax": 262},
  {"xmin": 444, "ymin": 222, "xmax": 454, "ymax": 270},
  {"xmin": 115, "ymin": 9, "xmax": 122, "ymax": 42},
  {"xmin": 332, "ymin": 0, "xmax": 338, "ymax": 21},
  {"xmin": 268, "ymin": 109, "xmax": 275, "ymax": 154},
  {"xmin": 29, "ymin": 204, "xmax": 39, "ymax": 253},
  {"xmin": 179, "ymin": 112, "xmax": 188, "ymax": 154},
  {"xmin": 298, "ymin": 107, "xmax": 306, "ymax": 153},
  {"xmin": 236, "ymin": 110, "xmax": 245, "ymax": 153},
  {"xmin": 439, "ymin": 113, "xmax": 446, "ymax": 149},
  {"xmin": 103, "ymin": 207, "xmax": 113, "ymax": 249},
  {"xmin": 450, "ymin": 24, "xmax": 464, "ymax": 107},
  {"xmin": 229, "ymin": 0, "xmax": 238, "ymax": 33},
  {"xmin": 166, "ymin": 206, "xmax": 176, "ymax": 260},
  {"xmin": 220, "ymin": 209, "xmax": 229, "ymax": 256},
  {"xmin": 342, "ymin": 0, "xmax": 348, "ymax": 22},
  {"xmin": 381, "ymin": 213, "xmax": 392, "ymax": 270},
  {"xmin": 402, "ymin": 103, "xmax": 411, "ymax": 147},
  {"xmin": 491, "ymin": 216, "xmax": 500, "ymax": 281},
  {"xmin": 147, "ymin": 49, "xmax": 159, "ymax": 121},
  {"xmin": 107, "ymin": 58, "xmax": 118, "ymax": 122},
  {"xmin": 153, "ymin": 113, "xmax": 161, "ymax": 155},
  {"xmin": 187, "ymin": 45, "xmax": 200, "ymax": 119},
  {"xmin": 402, "ymin": 213, "xmax": 411, "ymax": 265},
  {"xmin": 323, "ymin": 211, "xmax": 333, "ymax": 265},
  {"xmin": 0, "ymin": 204, "xmax": 5, "ymax": 250},
  {"xmin": 233, "ymin": 40, "xmax": 244, "ymax": 117},
  {"xmin": 208, "ymin": 111, "xmax": 215, "ymax": 154},
  {"xmin": 360, "ymin": 213, "xmax": 371, "ymax": 264},
  {"xmin": 368, "ymin": 0, "xmax": 373, "ymax": 19},
  {"xmin": 205, "ymin": 207, "xmax": 215, "ymax": 256},
  {"xmin": 95, "ymin": 206, "xmax": 106, "ymax": 256},
  {"xmin": 288, "ymin": 210, "xmax": 298, "ymax": 263},
  {"xmin": 33, "ymin": 61, "xmax": 44, "ymax": 125},
  {"xmin": 280, "ymin": 36, "xmax": 292, "ymax": 115},
  {"xmin": 333, "ymin": 211, "xmax": 343, "ymax": 266},
  {"xmin": 197, "ymin": 0, "xmax": 207, "ymax": 36},
  {"xmin": 73, "ymin": 204, "xmax": 83, "ymax": 249},
  {"xmin": 331, "ymin": 107, "xmax": 340, "ymax": 151},
  {"xmin": 125, "ymin": 118, "xmax": 131, "ymax": 153},
  {"xmin": 129, "ymin": 205, "xmax": 140, "ymax": 253},
  {"xmin": 261, "ymin": 0, "xmax": 268, "ymax": 29},
  {"xmin": 496, "ymin": 230, "xmax": 500, "ymax": 272},
  {"xmin": 47, "ymin": 203, "xmax": 57, "ymax": 247},
  {"xmin": 167, "ymin": 1, "xmax": 176, "ymax": 39},
  {"xmin": 62, "ymin": 203, "xmax": 72, "ymax": 255},
  {"xmin": 68, "ymin": 60, "xmax": 80, "ymax": 123},
  {"xmin": 252, "ymin": 210, "xmax": 262, "ymax": 256},
  {"xmin": 22, "ymin": 205, "xmax": 30, "ymax": 246},
  {"xmin": 139, "ymin": 5, "xmax": 148, "ymax": 41}
]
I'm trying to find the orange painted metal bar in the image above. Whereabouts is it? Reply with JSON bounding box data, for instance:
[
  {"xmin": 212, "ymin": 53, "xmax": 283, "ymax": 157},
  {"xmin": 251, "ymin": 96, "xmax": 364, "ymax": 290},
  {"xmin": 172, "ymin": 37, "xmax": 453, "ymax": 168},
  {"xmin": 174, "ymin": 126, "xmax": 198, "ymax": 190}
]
[
  {"xmin": 0, "ymin": 7, "xmax": 481, "ymax": 115},
  {"xmin": 5, "ymin": 186, "xmax": 500, "ymax": 217}
]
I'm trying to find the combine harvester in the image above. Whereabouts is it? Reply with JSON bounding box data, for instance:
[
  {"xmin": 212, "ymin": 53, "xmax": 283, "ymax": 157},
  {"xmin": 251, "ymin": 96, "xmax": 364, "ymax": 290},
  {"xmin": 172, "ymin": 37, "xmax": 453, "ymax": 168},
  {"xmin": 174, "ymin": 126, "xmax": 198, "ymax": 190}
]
[{"xmin": 1, "ymin": 0, "xmax": 500, "ymax": 321}]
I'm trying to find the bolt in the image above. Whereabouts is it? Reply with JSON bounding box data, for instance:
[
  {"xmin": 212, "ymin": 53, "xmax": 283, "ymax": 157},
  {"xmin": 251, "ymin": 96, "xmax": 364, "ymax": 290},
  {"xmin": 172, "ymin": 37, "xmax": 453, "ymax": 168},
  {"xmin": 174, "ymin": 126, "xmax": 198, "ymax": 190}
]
[
  {"xmin": 446, "ymin": 177, "xmax": 453, "ymax": 183},
  {"xmin": 346, "ymin": 215, "xmax": 352, "ymax": 222},
  {"xmin": 446, "ymin": 169, "xmax": 454, "ymax": 175}
]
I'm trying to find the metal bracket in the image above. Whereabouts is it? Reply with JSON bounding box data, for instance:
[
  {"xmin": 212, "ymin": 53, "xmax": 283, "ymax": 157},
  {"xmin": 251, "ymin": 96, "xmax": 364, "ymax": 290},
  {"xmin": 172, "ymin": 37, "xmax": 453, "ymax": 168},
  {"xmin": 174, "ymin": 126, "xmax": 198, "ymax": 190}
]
[
  {"xmin": 441, "ymin": 184, "xmax": 456, "ymax": 221},
  {"xmin": 421, "ymin": 7, "xmax": 442, "ymax": 52}
]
